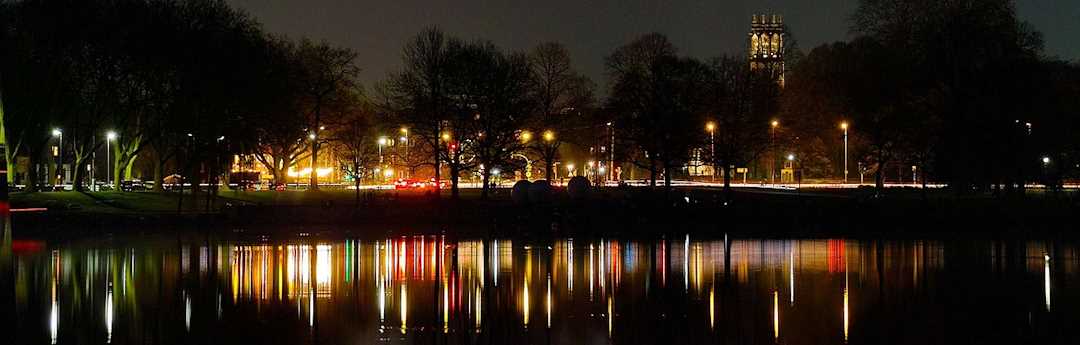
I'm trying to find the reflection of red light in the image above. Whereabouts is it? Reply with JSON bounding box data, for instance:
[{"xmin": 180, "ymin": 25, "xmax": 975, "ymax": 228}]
[
  {"xmin": 827, "ymin": 239, "xmax": 846, "ymax": 273},
  {"xmin": 659, "ymin": 240, "xmax": 667, "ymax": 287},
  {"xmin": 12, "ymin": 240, "xmax": 46, "ymax": 255}
]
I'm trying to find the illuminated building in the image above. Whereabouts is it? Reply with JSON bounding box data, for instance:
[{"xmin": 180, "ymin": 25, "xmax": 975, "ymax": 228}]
[{"xmin": 749, "ymin": 14, "xmax": 785, "ymax": 86}]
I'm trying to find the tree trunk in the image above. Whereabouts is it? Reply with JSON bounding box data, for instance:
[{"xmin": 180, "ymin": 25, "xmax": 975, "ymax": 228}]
[
  {"xmin": 649, "ymin": 159, "xmax": 658, "ymax": 188},
  {"xmin": 152, "ymin": 159, "xmax": 165, "ymax": 192},
  {"xmin": 309, "ymin": 141, "xmax": 319, "ymax": 190},
  {"xmin": 875, "ymin": 164, "xmax": 885, "ymax": 194},
  {"xmin": 480, "ymin": 171, "xmax": 491, "ymax": 200},
  {"xmin": 544, "ymin": 156, "xmax": 554, "ymax": 182},
  {"xmin": 26, "ymin": 153, "xmax": 39, "ymax": 192},
  {"xmin": 72, "ymin": 156, "xmax": 88, "ymax": 192},
  {"xmin": 722, "ymin": 165, "xmax": 733, "ymax": 201},
  {"xmin": 450, "ymin": 164, "xmax": 460, "ymax": 199},
  {"xmin": 113, "ymin": 151, "xmax": 124, "ymax": 191},
  {"xmin": 354, "ymin": 165, "xmax": 361, "ymax": 208},
  {"xmin": 123, "ymin": 154, "xmax": 137, "ymax": 180}
]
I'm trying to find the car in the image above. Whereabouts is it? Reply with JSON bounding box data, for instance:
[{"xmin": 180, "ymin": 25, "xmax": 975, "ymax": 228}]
[{"xmin": 395, "ymin": 178, "xmax": 425, "ymax": 189}]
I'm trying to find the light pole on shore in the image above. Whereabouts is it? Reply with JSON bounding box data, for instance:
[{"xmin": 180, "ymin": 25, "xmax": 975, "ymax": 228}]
[
  {"xmin": 106, "ymin": 131, "xmax": 116, "ymax": 190},
  {"xmin": 52, "ymin": 128, "xmax": 63, "ymax": 186},
  {"xmin": 770, "ymin": 120, "xmax": 778, "ymax": 184},
  {"xmin": 840, "ymin": 122, "xmax": 848, "ymax": 183},
  {"xmin": 706, "ymin": 121, "xmax": 715, "ymax": 181}
]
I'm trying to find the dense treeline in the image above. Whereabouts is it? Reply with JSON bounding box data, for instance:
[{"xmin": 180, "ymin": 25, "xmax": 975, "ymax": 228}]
[
  {"xmin": 1, "ymin": 0, "xmax": 1077, "ymax": 201},
  {"xmin": 783, "ymin": 0, "xmax": 1080, "ymax": 193}
]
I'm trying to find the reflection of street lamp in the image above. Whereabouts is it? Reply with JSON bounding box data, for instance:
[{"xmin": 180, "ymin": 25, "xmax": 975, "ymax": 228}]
[
  {"xmin": 840, "ymin": 121, "xmax": 849, "ymax": 183},
  {"xmin": 106, "ymin": 131, "xmax": 117, "ymax": 187}
]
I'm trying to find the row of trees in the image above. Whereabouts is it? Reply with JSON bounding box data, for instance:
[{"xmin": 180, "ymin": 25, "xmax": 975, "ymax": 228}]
[
  {"xmin": 378, "ymin": 28, "xmax": 595, "ymax": 199},
  {"xmin": 2, "ymin": 0, "xmax": 1077, "ymax": 199},
  {"xmin": 782, "ymin": 0, "xmax": 1080, "ymax": 193},
  {"xmin": 0, "ymin": 0, "xmax": 368, "ymax": 201}
]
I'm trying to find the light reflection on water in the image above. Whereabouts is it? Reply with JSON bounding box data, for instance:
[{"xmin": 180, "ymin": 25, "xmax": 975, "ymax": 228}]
[{"xmin": 12, "ymin": 235, "xmax": 1080, "ymax": 344}]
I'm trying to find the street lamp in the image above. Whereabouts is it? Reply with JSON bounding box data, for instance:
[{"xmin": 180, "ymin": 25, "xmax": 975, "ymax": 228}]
[
  {"xmin": 106, "ymin": 131, "xmax": 117, "ymax": 188},
  {"xmin": 52, "ymin": 128, "xmax": 63, "ymax": 186},
  {"xmin": 770, "ymin": 120, "xmax": 779, "ymax": 183},
  {"xmin": 840, "ymin": 121, "xmax": 849, "ymax": 183},
  {"xmin": 1042, "ymin": 156, "xmax": 1051, "ymax": 165},
  {"xmin": 378, "ymin": 137, "xmax": 387, "ymax": 164},
  {"xmin": 706, "ymin": 121, "xmax": 715, "ymax": 180},
  {"xmin": 607, "ymin": 122, "xmax": 615, "ymax": 181},
  {"xmin": 520, "ymin": 131, "xmax": 532, "ymax": 143},
  {"xmin": 543, "ymin": 130, "xmax": 555, "ymax": 142}
]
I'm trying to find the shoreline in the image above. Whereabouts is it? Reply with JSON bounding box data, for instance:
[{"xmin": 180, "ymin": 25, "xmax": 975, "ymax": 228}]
[{"xmin": 11, "ymin": 187, "xmax": 1080, "ymax": 240}]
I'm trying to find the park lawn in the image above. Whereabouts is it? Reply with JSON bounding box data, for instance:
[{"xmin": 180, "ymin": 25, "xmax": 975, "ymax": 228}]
[{"xmin": 11, "ymin": 191, "xmax": 210, "ymax": 213}]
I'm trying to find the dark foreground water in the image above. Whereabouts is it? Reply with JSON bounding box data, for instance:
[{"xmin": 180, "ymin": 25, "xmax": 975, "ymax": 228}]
[{"xmin": 9, "ymin": 232, "xmax": 1079, "ymax": 344}]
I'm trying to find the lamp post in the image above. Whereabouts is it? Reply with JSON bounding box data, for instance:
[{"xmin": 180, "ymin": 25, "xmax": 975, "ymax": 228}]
[
  {"xmin": 52, "ymin": 128, "xmax": 63, "ymax": 187},
  {"xmin": 378, "ymin": 137, "xmax": 387, "ymax": 165},
  {"xmin": 400, "ymin": 128, "xmax": 409, "ymax": 178},
  {"xmin": 770, "ymin": 120, "xmax": 778, "ymax": 184},
  {"xmin": 106, "ymin": 131, "xmax": 116, "ymax": 190},
  {"xmin": 706, "ymin": 121, "xmax": 715, "ymax": 181},
  {"xmin": 840, "ymin": 122, "xmax": 848, "ymax": 184},
  {"xmin": 607, "ymin": 122, "xmax": 615, "ymax": 182}
]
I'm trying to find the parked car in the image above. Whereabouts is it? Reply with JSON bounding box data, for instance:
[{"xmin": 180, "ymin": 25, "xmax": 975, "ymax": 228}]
[
  {"xmin": 395, "ymin": 178, "xmax": 426, "ymax": 189},
  {"xmin": 120, "ymin": 180, "xmax": 147, "ymax": 192}
]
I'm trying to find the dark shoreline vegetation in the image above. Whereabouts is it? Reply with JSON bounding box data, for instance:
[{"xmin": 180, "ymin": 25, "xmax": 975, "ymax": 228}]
[{"xmin": 12, "ymin": 188, "xmax": 1080, "ymax": 240}]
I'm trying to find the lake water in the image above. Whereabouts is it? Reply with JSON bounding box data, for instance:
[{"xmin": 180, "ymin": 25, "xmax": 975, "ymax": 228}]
[{"xmin": 9, "ymin": 233, "xmax": 1079, "ymax": 344}]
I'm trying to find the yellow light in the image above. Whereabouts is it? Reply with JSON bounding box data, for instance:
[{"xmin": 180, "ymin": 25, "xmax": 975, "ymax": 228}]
[
  {"xmin": 520, "ymin": 131, "xmax": 532, "ymax": 142},
  {"xmin": 706, "ymin": 122, "xmax": 715, "ymax": 132},
  {"xmin": 401, "ymin": 284, "xmax": 408, "ymax": 334},
  {"xmin": 543, "ymin": 130, "xmax": 554, "ymax": 142},
  {"xmin": 441, "ymin": 132, "xmax": 451, "ymax": 141},
  {"xmin": 378, "ymin": 137, "xmax": 387, "ymax": 146},
  {"xmin": 384, "ymin": 169, "xmax": 394, "ymax": 178},
  {"xmin": 840, "ymin": 121, "xmax": 848, "ymax": 130},
  {"xmin": 773, "ymin": 290, "xmax": 779, "ymax": 340},
  {"xmin": 771, "ymin": 120, "xmax": 779, "ymax": 128},
  {"xmin": 400, "ymin": 127, "xmax": 408, "ymax": 134}
]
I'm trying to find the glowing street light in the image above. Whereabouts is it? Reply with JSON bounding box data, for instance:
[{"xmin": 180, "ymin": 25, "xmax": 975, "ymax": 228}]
[
  {"xmin": 52, "ymin": 128, "xmax": 63, "ymax": 185},
  {"xmin": 441, "ymin": 132, "xmax": 451, "ymax": 141},
  {"xmin": 378, "ymin": 136, "xmax": 387, "ymax": 164},
  {"xmin": 543, "ymin": 130, "xmax": 555, "ymax": 142},
  {"xmin": 770, "ymin": 120, "xmax": 779, "ymax": 183},
  {"xmin": 308, "ymin": 133, "xmax": 316, "ymax": 140},
  {"xmin": 520, "ymin": 131, "xmax": 532, "ymax": 143},
  {"xmin": 787, "ymin": 154, "xmax": 795, "ymax": 161},
  {"xmin": 706, "ymin": 121, "xmax": 715, "ymax": 180},
  {"xmin": 840, "ymin": 121, "xmax": 849, "ymax": 183},
  {"xmin": 106, "ymin": 131, "xmax": 117, "ymax": 187},
  {"xmin": 1042, "ymin": 156, "xmax": 1051, "ymax": 165}
]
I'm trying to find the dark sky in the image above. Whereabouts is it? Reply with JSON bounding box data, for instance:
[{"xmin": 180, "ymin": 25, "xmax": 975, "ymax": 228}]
[{"xmin": 228, "ymin": 0, "xmax": 1079, "ymax": 88}]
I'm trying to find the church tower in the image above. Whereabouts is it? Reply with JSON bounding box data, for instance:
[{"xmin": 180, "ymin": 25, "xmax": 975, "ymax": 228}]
[{"xmin": 749, "ymin": 14, "xmax": 785, "ymax": 86}]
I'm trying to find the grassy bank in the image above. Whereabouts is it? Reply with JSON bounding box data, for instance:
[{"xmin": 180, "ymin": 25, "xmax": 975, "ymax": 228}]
[{"xmin": 9, "ymin": 187, "xmax": 1080, "ymax": 239}]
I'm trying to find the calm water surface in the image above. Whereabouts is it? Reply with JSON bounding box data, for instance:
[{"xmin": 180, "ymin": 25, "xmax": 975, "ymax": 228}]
[{"xmin": 11, "ymin": 232, "xmax": 1079, "ymax": 344}]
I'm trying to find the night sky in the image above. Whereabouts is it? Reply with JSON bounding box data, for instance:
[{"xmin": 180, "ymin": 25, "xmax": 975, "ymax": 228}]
[{"xmin": 228, "ymin": 0, "xmax": 1080, "ymax": 88}]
